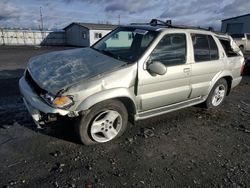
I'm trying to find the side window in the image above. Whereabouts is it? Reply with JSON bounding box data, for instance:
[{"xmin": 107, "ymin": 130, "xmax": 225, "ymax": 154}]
[
  {"xmin": 192, "ymin": 34, "xmax": 219, "ymax": 62},
  {"xmin": 82, "ymin": 32, "xmax": 87, "ymax": 39},
  {"xmin": 247, "ymin": 34, "xmax": 250, "ymax": 40},
  {"xmin": 219, "ymin": 39, "xmax": 238, "ymax": 57},
  {"xmin": 94, "ymin": 32, "xmax": 102, "ymax": 39},
  {"xmin": 150, "ymin": 34, "xmax": 187, "ymax": 66},
  {"xmin": 94, "ymin": 33, "xmax": 99, "ymax": 39},
  {"xmin": 208, "ymin": 35, "xmax": 219, "ymax": 60},
  {"xmin": 192, "ymin": 34, "xmax": 210, "ymax": 62}
]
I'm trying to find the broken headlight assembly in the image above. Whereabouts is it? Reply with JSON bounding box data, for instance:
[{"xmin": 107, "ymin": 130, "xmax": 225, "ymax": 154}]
[{"xmin": 41, "ymin": 93, "xmax": 74, "ymax": 109}]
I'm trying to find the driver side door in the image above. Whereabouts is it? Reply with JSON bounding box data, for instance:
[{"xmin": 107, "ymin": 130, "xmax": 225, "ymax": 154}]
[{"xmin": 137, "ymin": 33, "xmax": 192, "ymax": 111}]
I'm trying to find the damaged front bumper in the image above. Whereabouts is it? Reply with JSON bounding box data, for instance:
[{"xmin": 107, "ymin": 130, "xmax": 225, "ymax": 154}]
[{"xmin": 19, "ymin": 76, "xmax": 72, "ymax": 127}]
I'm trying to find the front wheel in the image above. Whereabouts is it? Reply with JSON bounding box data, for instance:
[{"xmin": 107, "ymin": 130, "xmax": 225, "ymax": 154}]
[
  {"xmin": 75, "ymin": 99, "xmax": 128, "ymax": 145},
  {"xmin": 205, "ymin": 79, "xmax": 228, "ymax": 108}
]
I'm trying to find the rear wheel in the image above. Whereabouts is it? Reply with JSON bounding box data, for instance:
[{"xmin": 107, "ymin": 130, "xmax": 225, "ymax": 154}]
[
  {"xmin": 75, "ymin": 99, "xmax": 128, "ymax": 145},
  {"xmin": 205, "ymin": 79, "xmax": 228, "ymax": 108}
]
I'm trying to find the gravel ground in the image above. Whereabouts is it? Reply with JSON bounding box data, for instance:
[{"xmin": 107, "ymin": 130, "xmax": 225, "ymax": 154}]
[{"xmin": 0, "ymin": 46, "xmax": 250, "ymax": 188}]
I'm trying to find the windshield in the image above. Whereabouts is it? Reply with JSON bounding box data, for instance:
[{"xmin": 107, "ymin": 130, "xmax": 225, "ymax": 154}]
[{"xmin": 92, "ymin": 27, "xmax": 158, "ymax": 63}]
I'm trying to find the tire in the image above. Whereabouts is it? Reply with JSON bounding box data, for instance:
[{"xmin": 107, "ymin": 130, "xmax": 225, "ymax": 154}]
[
  {"xmin": 205, "ymin": 79, "xmax": 228, "ymax": 109},
  {"xmin": 75, "ymin": 99, "xmax": 128, "ymax": 145}
]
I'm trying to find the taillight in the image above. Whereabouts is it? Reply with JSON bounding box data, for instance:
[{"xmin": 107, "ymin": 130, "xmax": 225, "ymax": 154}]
[{"xmin": 240, "ymin": 60, "xmax": 246, "ymax": 75}]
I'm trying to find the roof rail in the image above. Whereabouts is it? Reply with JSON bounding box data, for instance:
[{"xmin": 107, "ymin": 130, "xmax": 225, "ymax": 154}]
[{"xmin": 130, "ymin": 19, "xmax": 216, "ymax": 33}]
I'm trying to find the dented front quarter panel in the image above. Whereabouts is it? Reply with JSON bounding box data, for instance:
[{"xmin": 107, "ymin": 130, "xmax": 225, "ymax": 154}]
[{"xmin": 64, "ymin": 63, "xmax": 138, "ymax": 112}]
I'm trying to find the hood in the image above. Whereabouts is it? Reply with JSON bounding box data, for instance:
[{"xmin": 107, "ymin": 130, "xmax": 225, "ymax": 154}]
[{"xmin": 28, "ymin": 48, "xmax": 127, "ymax": 95}]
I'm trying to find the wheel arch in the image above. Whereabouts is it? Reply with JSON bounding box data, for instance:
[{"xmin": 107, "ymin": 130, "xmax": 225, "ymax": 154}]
[
  {"xmin": 116, "ymin": 97, "xmax": 136, "ymax": 123},
  {"xmin": 76, "ymin": 88, "xmax": 137, "ymax": 121},
  {"xmin": 208, "ymin": 73, "xmax": 233, "ymax": 97}
]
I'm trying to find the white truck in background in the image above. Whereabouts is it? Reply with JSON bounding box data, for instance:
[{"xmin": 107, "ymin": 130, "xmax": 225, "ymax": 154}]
[{"xmin": 231, "ymin": 33, "xmax": 250, "ymax": 53}]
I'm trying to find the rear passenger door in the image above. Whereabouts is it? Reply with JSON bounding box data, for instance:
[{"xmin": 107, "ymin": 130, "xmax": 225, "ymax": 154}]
[{"xmin": 189, "ymin": 34, "xmax": 224, "ymax": 98}]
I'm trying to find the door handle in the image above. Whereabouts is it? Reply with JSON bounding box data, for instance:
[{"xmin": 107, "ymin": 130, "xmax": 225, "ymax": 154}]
[{"xmin": 183, "ymin": 68, "xmax": 190, "ymax": 73}]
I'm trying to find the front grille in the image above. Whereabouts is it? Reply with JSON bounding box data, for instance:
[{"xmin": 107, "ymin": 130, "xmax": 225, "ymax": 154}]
[{"xmin": 25, "ymin": 70, "xmax": 46, "ymax": 96}]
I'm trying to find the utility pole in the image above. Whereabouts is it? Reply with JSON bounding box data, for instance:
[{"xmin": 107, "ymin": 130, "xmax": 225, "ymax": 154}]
[
  {"xmin": 1, "ymin": 28, "xmax": 5, "ymax": 45},
  {"xmin": 40, "ymin": 7, "xmax": 44, "ymax": 31},
  {"xmin": 40, "ymin": 6, "xmax": 44, "ymax": 44},
  {"xmin": 118, "ymin": 15, "xmax": 120, "ymax": 25}
]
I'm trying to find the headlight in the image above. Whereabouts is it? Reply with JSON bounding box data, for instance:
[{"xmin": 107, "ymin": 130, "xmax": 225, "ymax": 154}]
[
  {"xmin": 41, "ymin": 93, "xmax": 74, "ymax": 109},
  {"xmin": 53, "ymin": 96, "xmax": 74, "ymax": 109}
]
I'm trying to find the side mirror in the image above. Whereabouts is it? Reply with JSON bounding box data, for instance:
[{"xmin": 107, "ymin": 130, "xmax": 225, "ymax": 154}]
[
  {"xmin": 242, "ymin": 37, "xmax": 246, "ymax": 41},
  {"xmin": 147, "ymin": 61, "xmax": 167, "ymax": 75}
]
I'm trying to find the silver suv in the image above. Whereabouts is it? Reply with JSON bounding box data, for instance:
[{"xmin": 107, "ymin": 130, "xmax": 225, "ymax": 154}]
[{"xmin": 19, "ymin": 19, "xmax": 244, "ymax": 145}]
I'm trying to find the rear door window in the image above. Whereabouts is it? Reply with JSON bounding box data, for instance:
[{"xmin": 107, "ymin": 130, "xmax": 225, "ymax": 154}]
[
  {"xmin": 192, "ymin": 34, "xmax": 219, "ymax": 62},
  {"xmin": 208, "ymin": 35, "xmax": 219, "ymax": 60}
]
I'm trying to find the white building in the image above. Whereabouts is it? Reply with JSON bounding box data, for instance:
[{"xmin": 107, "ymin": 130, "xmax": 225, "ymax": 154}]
[
  {"xmin": 0, "ymin": 29, "xmax": 65, "ymax": 46},
  {"xmin": 221, "ymin": 13, "xmax": 250, "ymax": 34},
  {"xmin": 64, "ymin": 23, "xmax": 118, "ymax": 47}
]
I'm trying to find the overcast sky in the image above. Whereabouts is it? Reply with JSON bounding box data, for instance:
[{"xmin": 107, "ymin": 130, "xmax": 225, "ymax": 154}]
[{"xmin": 0, "ymin": 0, "xmax": 250, "ymax": 30}]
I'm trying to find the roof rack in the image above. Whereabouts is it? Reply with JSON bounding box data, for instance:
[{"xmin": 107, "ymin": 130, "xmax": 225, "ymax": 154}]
[
  {"xmin": 131, "ymin": 19, "xmax": 215, "ymax": 32},
  {"xmin": 150, "ymin": 19, "xmax": 172, "ymax": 26},
  {"xmin": 130, "ymin": 19, "xmax": 171, "ymax": 26}
]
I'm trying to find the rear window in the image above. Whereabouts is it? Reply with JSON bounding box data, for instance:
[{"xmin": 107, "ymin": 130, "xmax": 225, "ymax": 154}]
[
  {"xmin": 191, "ymin": 34, "xmax": 219, "ymax": 62},
  {"xmin": 218, "ymin": 39, "xmax": 238, "ymax": 57}
]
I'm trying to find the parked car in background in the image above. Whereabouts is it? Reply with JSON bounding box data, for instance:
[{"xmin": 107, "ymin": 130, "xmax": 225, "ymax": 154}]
[
  {"xmin": 19, "ymin": 19, "xmax": 245, "ymax": 145},
  {"xmin": 231, "ymin": 33, "xmax": 250, "ymax": 53}
]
